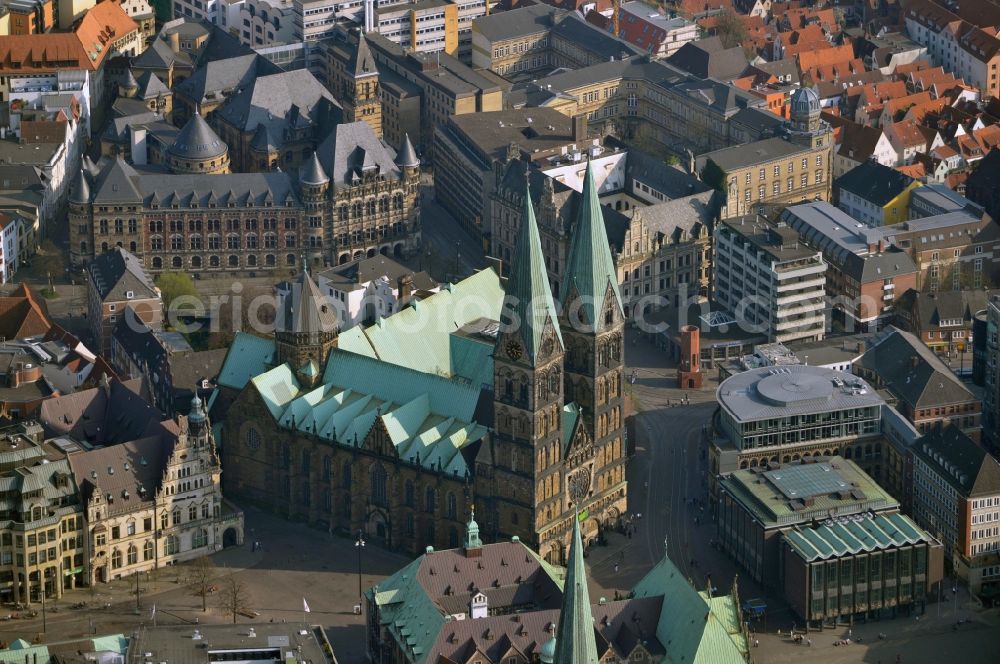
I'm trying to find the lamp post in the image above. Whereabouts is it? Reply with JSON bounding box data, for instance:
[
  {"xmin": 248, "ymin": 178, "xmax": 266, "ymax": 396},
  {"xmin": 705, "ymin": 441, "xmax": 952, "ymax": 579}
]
[{"xmin": 355, "ymin": 531, "xmax": 366, "ymax": 601}]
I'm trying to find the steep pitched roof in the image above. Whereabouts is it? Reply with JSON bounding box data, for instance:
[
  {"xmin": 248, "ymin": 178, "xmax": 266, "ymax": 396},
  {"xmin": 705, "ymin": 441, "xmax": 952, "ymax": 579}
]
[
  {"xmin": 553, "ymin": 518, "xmax": 599, "ymax": 664},
  {"xmin": 857, "ymin": 326, "xmax": 976, "ymax": 409},
  {"xmin": 834, "ymin": 160, "xmax": 915, "ymax": 206},
  {"xmin": 136, "ymin": 70, "xmax": 170, "ymax": 100},
  {"xmin": 0, "ymin": 284, "xmax": 51, "ymax": 340},
  {"xmin": 561, "ymin": 161, "xmax": 624, "ymax": 329},
  {"xmin": 315, "ymin": 121, "xmax": 401, "ymax": 190},
  {"xmin": 351, "ymin": 33, "xmax": 379, "ymax": 77},
  {"xmin": 500, "ymin": 181, "xmax": 563, "ymax": 363},
  {"xmin": 276, "ymin": 264, "xmax": 339, "ymax": 335},
  {"xmin": 38, "ymin": 378, "xmax": 163, "ymax": 445},
  {"xmin": 68, "ymin": 433, "xmax": 174, "ymax": 515},
  {"xmin": 87, "ymin": 246, "xmax": 159, "ymax": 303},
  {"xmin": 913, "ymin": 424, "xmax": 1000, "ymax": 497},
  {"xmin": 168, "ymin": 111, "xmax": 227, "ymax": 160}
]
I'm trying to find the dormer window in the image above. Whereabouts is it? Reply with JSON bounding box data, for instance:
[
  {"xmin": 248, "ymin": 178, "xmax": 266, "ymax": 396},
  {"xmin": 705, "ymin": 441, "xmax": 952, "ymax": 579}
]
[{"xmin": 126, "ymin": 290, "xmax": 134, "ymax": 299}]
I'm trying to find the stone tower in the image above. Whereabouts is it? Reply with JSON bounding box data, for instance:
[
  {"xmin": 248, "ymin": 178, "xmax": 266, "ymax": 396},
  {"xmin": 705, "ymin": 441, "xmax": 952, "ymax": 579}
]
[
  {"xmin": 167, "ymin": 111, "xmax": 230, "ymax": 174},
  {"xmin": 787, "ymin": 85, "xmax": 829, "ymax": 148},
  {"xmin": 274, "ymin": 260, "xmax": 339, "ymax": 374},
  {"xmin": 488, "ymin": 178, "xmax": 566, "ymax": 558},
  {"xmin": 299, "ymin": 152, "xmax": 330, "ymax": 268},
  {"xmin": 558, "ymin": 161, "xmax": 627, "ymax": 548},
  {"xmin": 333, "ymin": 31, "xmax": 382, "ymax": 138},
  {"xmin": 68, "ymin": 168, "xmax": 93, "ymax": 267}
]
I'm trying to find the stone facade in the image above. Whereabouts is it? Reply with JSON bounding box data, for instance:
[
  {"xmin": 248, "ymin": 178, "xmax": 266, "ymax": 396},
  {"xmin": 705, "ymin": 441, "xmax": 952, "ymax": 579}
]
[{"xmin": 68, "ymin": 122, "xmax": 420, "ymax": 274}]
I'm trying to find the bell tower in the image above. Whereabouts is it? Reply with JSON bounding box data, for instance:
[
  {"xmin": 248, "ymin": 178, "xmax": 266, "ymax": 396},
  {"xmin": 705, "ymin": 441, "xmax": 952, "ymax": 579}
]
[
  {"xmin": 485, "ymin": 178, "xmax": 567, "ymax": 561},
  {"xmin": 559, "ymin": 161, "xmax": 627, "ymax": 544},
  {"xmin": 332, "ymin": 30, "xmax": 382, "ymax": 138},
  {"xmin": 274, "ymin": 260, "xmax": 340, "ymax": 370}
]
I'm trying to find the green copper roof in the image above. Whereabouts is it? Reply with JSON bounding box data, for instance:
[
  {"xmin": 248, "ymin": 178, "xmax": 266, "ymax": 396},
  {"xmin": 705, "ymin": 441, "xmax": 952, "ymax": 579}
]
[
  {"xmin": 562, "ymin": 403, "xmax": 581, "ymax": 454},
  {"xmin": 561, "ymin": 161, "xmax": 623, "ymax": 329},
  {"xmin": 338, "ymin": 269, "xmax": 503, "ymax": 385},
  {"xmin": 251, "ymin": 364, "xmax": 301, "ymax": 419},
  {"xmin": 553, "ymin": 518, "xmax": 598, "ymax": 664},
  {"xmin": 632, "ymin": 555, "xmax": 749, "ymax": 664},
  {"xmin": 219, "ymin": 331, "xmax": 276, "ymax": 389},
  {"xmin": 368, "ymin": 557, "xmax": 445, "ymax": 664},
  {"xmin": 784, "ymin": 513, "xmax": 933, "ymax": 563},
  {"xmin": 501, "ymin": 181, "xmax": 563, "ymax": 362}
]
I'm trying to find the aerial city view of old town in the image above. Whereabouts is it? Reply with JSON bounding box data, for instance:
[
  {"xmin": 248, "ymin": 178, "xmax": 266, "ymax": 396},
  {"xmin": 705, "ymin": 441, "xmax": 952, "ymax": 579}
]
[{"xmin": 0, "ymin": 0, "xmax": 999, "ymax": 661}]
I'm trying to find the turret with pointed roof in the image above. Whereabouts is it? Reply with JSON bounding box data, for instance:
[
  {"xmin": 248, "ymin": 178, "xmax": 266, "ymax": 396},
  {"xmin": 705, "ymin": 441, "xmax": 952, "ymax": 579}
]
[
  {"xmin": 396, "ymin": 133, "xmax": 419, "ymax": 171},
  {"xmin": 300, "ymin": 151, "xmax": 330, "ymax": 187},
  {"xmin": 552, "ymin": 518, "xmax": 599, "ymax": 664},
  {"xmin": 167, "ymin": 112, "xmax": 230, "ymax": 175},
  {"xmin": 329, "ymin": 28, "xmax": 382, "ymax": 138},
  {"xmin": 69, "ymin": 169, "xmax": 91, "ymax": 205},
  {"xmin": 275, "ymin": 259, "xmax": 339, "ymax": 370}
]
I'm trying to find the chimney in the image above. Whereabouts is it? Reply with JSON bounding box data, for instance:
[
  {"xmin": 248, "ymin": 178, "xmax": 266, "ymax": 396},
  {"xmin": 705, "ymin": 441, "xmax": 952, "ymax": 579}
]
[
  {"xmin": 911, "ymin": 355, "xmax": 920, "ymax": 368},
  {"xmin": 397, "ymin": 274, "xmax": 414, "ymax": 304},
  {"xmin": 856, "ymin": 340, "xmax": 866, "ymax": 353},
  {"xmin": 573, "ymin": 115, "xmax": 587, "ymax": 142},
  {"xmin": 878, "ymin": 239, "xmax": 886, "ymax": 252},
  {"xmin": 168, "ymin": 31, "xmax": 180, "ymax": 53}
]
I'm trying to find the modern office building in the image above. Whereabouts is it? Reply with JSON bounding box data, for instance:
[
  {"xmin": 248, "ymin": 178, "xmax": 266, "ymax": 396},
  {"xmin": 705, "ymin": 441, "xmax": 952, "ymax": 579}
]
[
  {"xmin": 710, "ymin": 365, "xmax": 885, "ymax": 501},
  {"xmin": 781, "ymin": 512, "xmax": 944, "ymax": 624},
  {"xmin": 717, "ymin": 456, "xmax": 900, "ymax": 588},
  {"xmin": 713, "ymin": 215, "xmax": 827, "ymax": 344}
]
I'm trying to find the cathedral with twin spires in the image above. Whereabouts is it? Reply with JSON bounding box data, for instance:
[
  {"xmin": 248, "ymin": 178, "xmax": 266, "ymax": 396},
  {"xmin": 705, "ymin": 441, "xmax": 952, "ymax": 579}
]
[{"xmin": 220, "ymin": 161, "xmax": 626, "ymax": 563}]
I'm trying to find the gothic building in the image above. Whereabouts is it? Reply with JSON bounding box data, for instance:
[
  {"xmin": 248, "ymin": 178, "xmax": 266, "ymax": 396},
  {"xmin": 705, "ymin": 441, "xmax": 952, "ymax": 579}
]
[
  {"xmin": 327, "ymin": 30, "xmax": 382, "ymax": 139},
  {"xmin": 68, "ymin": 121, "xmax": 420, "ymax": 272},
  {"xmin": 219, "ymin": 161, "xmax": 626, "ymax": 562}
]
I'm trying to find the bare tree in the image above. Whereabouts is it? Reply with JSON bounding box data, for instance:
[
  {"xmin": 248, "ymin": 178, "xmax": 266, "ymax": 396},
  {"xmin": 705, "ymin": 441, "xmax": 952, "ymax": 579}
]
[
  {"xmin": 715, "ymin": 8, "xmax": 749, "ymax": 51},
  {"xmin": 219, "ymin": 572, "xmax": 251, "ymax": 624},
  {"xmin": 187, "ymin": 556, "xmax": 216, "ymax": 612}
]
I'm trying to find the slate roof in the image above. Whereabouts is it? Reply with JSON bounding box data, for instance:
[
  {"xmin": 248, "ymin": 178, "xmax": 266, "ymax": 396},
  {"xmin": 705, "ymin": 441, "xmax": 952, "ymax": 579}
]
[
  {"xmin": 136, "ymin": 70, "xmax": 170, "ymax": 100},
  {"xmin": 351, "ymin": 33, "xmax": 378, "ymax": 77},
  {"xmin": 396, "ymin": 134, "xmax": 419, "ymax": 169},
  {"xmin": 167, "ymin": 112, "xmax": 227, "ymax": 160},
  {"xmin": 37, "ymin": 378, "xmax": 163, "ymax": 445},
  {"xmin": 317, "ymin": 255, "xmax": 436, "ymax": 292},
  {"xmin": 700, "ymin": 136, "xmax": 812, "ymax": 172},
  {"xmin": 276, "ymin": 265, "xmax": 339, "ymax": 335},
  {"xmin": 667, "ymin": 37, "xmax": 749, "ymax": 81},
  {"xmin": 314, "ymin": 121, "xmax": 401, "ymax": 190},
  {"xmin": 894, "ymin": 289, "xmax": 989, "ymax": 331},
  {"xmin": 87, "ymin": 246, "xmax": 159, "ymax": 303},
  {"xmin": 835, "ymin": 160, "xmax": 916, "ymax": 207},
  {"xmin": 857, "ymin": 326, "xmax": 977, "ymax": 409},
  {"xmin": 68, "ymin": 433, "xmax": 173, "ymax": 516},
  {"xmin": 299, "ymin": 152, "xmax": 329, "ymax": 186},
  {"xmin": 90, "ymin": 158, "xmax": 300, "ymax": 209},
  {"xmin": 473, "ymin": 4, "xmax": 562, "ymax": 42},
  {"xmin": 216, "ymin": 69, "xmax": 340, "ymax": 137},
  {"xmin": 174, "ymin": 53, "xmax": 274, "ymax": 105},
  {"xmin": 913, "ymin": 424, "xmax": 1000, "ymax": 497}
]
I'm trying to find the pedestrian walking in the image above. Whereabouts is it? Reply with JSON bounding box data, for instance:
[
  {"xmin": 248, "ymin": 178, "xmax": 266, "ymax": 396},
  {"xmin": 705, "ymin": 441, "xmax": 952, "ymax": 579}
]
[
  {"xmin": 754, "ymin": 639, "xmax": 759, "ymax": 648},
  {"xmin": 806, "ymin": 638, "xmax": 812, "ymax": 647},
  {"xmin": 614, "ymin": 563, "xmax": 619, "ymax": 574}
]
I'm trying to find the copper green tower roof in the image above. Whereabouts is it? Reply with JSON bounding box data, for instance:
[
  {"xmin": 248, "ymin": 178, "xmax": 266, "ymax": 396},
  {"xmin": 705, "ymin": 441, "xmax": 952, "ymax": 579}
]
[
  {"xmin": 561, "ymin": 161, "xmax": 623, "ymax": 329},
  {"xmin": 552, "ymin": 518, "xmax": 599, "ymax": 664},
  {"xmin": 499, "ymin": 180, "xmax": 563, "ymax": 362}
]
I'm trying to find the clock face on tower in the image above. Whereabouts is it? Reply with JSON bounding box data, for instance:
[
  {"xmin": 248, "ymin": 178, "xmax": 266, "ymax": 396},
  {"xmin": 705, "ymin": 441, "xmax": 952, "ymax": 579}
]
[
  {"xmin": 505, "ymin": 339, "xmax": 523, "ymax": 361},
  {"xmin": 540, "ymin": 336, "xmax": 554, "ymax": 358}
]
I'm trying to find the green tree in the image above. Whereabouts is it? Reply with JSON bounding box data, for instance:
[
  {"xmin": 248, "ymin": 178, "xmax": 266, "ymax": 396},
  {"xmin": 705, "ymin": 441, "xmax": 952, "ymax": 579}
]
[
  {"xmin": 155, "ymin": 272, "xmax": 198, "ymax": 309},
  {"xmin": 715, "ymin": 8, "xmax": 749, "ymax": 50}
]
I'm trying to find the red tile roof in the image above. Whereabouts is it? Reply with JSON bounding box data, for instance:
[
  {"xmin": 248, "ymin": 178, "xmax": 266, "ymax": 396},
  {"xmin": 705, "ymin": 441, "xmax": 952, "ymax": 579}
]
[
  {"xmin": 0, "ymin": 0, "xmax": 138, "ymax": 74},
  {"xmin": 0, "ymin": 283, "xmax": 52, "ymax": 340}
]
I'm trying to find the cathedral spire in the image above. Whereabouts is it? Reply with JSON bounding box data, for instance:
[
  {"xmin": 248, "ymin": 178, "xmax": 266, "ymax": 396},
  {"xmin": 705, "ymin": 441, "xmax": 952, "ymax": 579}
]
[
  {"xmin": 499, "ymin": 180, "xmax": 563, "ymax": 363},
  {"xmin": 562, "ymin": 161, "xmax": 623, "ymax": 331},
  {"xmin": 553, "ymin": 518, "xmax": 598, "ymax": 664}
]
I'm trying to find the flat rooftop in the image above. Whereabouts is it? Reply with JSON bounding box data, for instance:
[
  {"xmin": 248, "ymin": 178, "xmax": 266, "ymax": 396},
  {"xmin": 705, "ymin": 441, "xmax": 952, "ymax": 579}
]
[
  {"xmin": 780, "ymin": 202, "xmax": 888, "ymax": 259},
  {"xmin": 718, "ymin": 365, "xmax": 884, "ymax": 423},
  {"xmin": 720, "ymin": 216, "xmax": 821, "ymax": 263},
  {"xmin": 720, "ymin": 456, "xmax": 899, "ymax": 528},
  {"xmin": 127, "ymin": 623, "xmax": 329, "ymax": 663}
]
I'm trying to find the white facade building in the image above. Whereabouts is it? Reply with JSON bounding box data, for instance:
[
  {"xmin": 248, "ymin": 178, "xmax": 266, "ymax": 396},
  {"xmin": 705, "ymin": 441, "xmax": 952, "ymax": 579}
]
[{"xmin": 714, "ymin": 215, "xmax": 827, "ymax": 344}]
